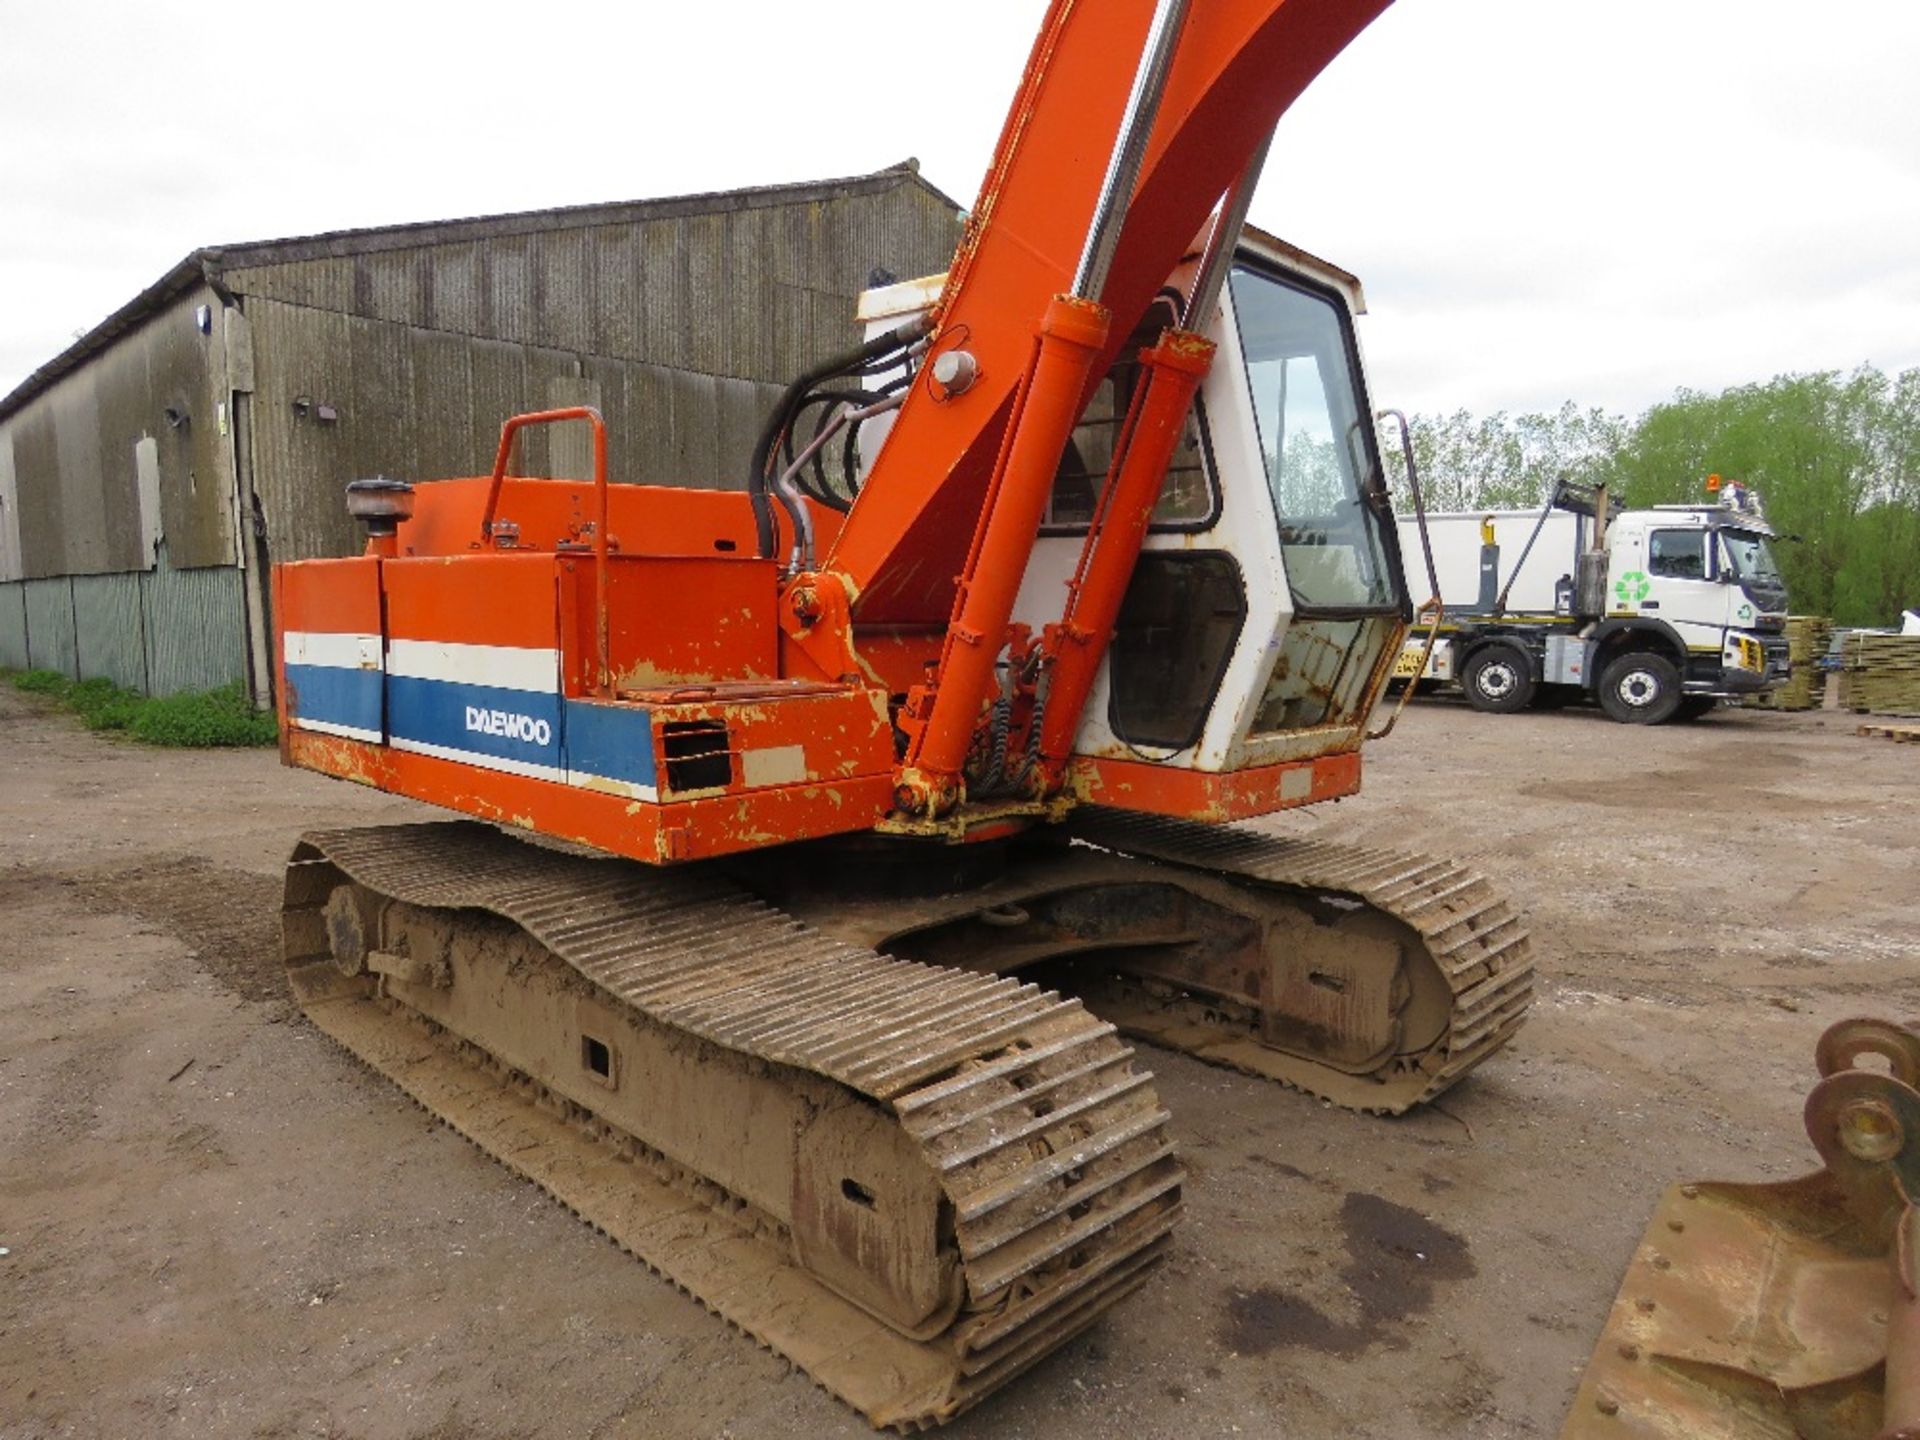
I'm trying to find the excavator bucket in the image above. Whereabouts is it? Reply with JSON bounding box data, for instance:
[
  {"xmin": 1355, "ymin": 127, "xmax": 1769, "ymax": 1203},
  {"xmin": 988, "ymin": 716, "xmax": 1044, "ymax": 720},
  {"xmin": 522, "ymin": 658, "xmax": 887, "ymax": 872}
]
[{"xmin": 1564, "ymin": 1018, "xmax": 1920, "ymax": 1440}]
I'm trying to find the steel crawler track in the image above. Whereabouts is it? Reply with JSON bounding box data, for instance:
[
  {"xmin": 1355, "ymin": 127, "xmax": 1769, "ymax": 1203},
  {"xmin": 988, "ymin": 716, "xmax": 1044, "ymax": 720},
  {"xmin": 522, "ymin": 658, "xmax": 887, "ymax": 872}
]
[
  {"xmin": 282, "ymin": 822, "xmax": 1182, "ymax": 1431},
  {"xmin": 1066, "ymin": 810, "xmax": 1536, "ymax": 1113}
]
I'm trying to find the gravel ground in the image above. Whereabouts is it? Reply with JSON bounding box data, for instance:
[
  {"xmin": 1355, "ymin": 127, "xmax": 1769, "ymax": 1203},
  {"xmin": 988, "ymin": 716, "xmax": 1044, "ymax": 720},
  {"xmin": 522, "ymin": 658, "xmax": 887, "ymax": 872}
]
[{"xmin": 3, "ymin": 684, "xmax": 1916, "ymax": 1440}]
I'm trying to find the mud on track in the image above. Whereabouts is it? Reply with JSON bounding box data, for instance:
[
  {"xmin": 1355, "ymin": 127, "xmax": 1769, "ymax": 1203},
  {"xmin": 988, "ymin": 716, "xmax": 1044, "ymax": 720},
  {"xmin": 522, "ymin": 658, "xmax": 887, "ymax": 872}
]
[{"xmin": 3, "ymin": 684, "xmax": 1917, "ymax": 1439}]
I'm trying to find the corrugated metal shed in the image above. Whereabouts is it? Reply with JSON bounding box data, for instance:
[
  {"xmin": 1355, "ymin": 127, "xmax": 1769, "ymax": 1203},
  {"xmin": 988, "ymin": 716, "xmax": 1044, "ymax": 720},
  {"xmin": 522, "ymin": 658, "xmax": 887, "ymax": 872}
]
[
  {"xmin": 23, "ymin": 578, "xmax": 77, "ymax": 675},
  {"xmin": 144, "ymin": 556, "xmax": 245, "ymax": 694},
  {"xmin": 71, "ymin": 571, "xmax": 147, "ymax": 690},
  {"xmin": 1, "ymin": 286, "xmax": 236, "ymax": 580},
  {"xmin": 0, "ymin": 545, "xmax": 267, "ymax": 695},
  {"xmin": 0, "ymin": 163, "xmax": 964, "ymax": 698},
  {"xmin": 0, "ymin": 582, "xmax": 26, "ymax": 669}
]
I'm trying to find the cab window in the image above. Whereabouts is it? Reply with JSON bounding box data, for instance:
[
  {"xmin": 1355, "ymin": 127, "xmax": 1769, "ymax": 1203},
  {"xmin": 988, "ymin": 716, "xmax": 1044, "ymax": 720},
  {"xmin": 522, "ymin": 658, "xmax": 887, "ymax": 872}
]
[
  {"xmin": 1227, "ymin": 264, "xmax": 1395, "ymax": 611},
  {"xmin": 1043, "ymin": 302, "xmax": 1215, "ymax": 532},
  {"xmin": 1648, "ymin": 529, "xmax": 1708, "ymax": 581}
]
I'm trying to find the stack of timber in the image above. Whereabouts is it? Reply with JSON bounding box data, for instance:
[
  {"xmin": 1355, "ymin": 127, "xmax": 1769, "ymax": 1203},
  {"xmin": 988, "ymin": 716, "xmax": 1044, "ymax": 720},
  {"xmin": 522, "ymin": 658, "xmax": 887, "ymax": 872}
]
[
  {"xmin": 1857, "ymin": 721, "xmax": 1920, "ymax": 744},
  {"xmin": 1752, "ymin": 615, "xmax": 1833, "ymax": 710},
  {"xmin": 1837, "ymin": 630, "xmax": 1920, "ymax": 715}
]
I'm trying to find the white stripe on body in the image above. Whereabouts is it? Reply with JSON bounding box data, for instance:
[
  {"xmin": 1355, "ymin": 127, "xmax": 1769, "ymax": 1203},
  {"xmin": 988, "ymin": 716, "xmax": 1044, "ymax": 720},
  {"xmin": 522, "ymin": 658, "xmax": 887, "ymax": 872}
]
[
  {"xmin": 385, "ymin": 639, "xmax": 559, "ymax": 693},
  {"xmin": 283, "ymin": 631, "xmax": 383, "ymax": 670}
]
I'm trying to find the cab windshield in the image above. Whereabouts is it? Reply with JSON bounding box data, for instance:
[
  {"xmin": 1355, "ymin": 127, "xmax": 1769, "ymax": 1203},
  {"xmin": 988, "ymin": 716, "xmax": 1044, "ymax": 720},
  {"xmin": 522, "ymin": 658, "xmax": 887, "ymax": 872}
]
[
  {"xmin": 1720, "ymin": 529, "xmax": 1782, "ymax": 583},
  {"xmin": 1228, "ymin": 264, "xmax": 1394, "ymax": 610}
]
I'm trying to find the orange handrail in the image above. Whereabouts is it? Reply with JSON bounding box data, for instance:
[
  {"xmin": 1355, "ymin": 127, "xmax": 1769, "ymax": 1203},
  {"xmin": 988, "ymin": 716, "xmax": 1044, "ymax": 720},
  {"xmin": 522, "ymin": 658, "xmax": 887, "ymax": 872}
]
[{"xmin": 477, "ymin": 407, "xmax": 613, "ymax": 696}]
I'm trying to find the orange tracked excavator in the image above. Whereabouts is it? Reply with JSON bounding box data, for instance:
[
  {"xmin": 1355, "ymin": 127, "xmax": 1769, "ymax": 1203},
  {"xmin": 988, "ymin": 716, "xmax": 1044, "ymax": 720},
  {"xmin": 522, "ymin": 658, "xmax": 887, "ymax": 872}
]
[
  {"xmin": 275, "ymin": 3, "xmax": 1524, "ymax": 1423},
  {"xmin": 267, "ymin": 0, "xmax": 1894, "ymax": 1430}
]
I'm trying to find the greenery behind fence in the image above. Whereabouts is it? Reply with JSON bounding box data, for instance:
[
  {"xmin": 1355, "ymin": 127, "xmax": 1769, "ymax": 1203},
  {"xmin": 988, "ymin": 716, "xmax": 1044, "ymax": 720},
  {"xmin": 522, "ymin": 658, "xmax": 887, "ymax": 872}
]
[
  {"xmin": 1391, "ymin": 365, "xmax": 1920, "ymax": 627},
  {"xmin": 6, "ymin": 670, "xmax": 278, "ymax": 747}
]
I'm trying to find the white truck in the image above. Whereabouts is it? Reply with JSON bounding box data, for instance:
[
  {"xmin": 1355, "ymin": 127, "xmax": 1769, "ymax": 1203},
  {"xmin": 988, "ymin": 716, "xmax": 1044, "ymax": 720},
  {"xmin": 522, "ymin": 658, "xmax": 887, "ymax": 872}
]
[{"xmin": 1395, "ymin": 480, "xmax": 1792, "ymax": 723}]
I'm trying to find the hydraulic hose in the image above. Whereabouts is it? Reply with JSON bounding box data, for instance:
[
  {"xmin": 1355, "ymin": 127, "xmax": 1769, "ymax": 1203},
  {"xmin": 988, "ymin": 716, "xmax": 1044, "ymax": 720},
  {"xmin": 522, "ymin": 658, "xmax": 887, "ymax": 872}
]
[{"xmin": 748, "ymin": 316, "xmax": 929, "ymax": 559}]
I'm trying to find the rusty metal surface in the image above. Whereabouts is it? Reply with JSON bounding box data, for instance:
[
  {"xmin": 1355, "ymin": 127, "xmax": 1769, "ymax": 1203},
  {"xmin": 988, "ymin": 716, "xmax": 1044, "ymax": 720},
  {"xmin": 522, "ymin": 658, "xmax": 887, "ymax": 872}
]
[
  {"xmin": 777, "ymin": 813, "xmax": 1532, "ymax": 1116},
  {"xmin": 283, "ymin": 821, "xmax": 1180, "ymax": 1429},
  {"xmin": 1061, "ymin": 809, "xmax": 1535, "ymax": 1112},
  {"xmin": 1565, "ymin": 1017, "xmax": 1920, "ymax": 1440}
]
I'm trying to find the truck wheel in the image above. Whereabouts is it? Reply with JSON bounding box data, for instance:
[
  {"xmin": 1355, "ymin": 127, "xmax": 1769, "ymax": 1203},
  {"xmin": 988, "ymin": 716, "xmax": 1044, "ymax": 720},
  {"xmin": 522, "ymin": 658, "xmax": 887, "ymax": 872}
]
[
  {"xmin": 1461, "ymin": 644, "xmax": 1535, "ymax": 713},
  {"xmin": 1597, "ymin": 652, "xmax": 1682, "ymax": 724}
]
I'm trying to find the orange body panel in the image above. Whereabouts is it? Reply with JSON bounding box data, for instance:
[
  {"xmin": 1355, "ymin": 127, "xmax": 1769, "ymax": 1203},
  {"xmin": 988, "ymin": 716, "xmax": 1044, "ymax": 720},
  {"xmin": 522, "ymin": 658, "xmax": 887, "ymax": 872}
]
[
  {"xmin": 1069, "ymin": 749, "xmax": 1363, "ymax": 822},
  {"xmin": 560, "ymin": 554, "xmax": 779, "ymax": 695},
  {"xmin": 272, "ymin": 0, "xmax": 1402, "ymax": 860},
  {"xmin": 384, "ymin": 552, "xmax": 561, "ymax": 649},
  {"xmin": 277, "ymin": 557, "xmax": 381, "ymax": 635},
  {"xmin": 393, "ymin": 476, "xmax": 842, "ymax": 565},
  {"xmin": 276, "ymin": 531, "xmax": 895, "ymax": 864},
  {"xmin": 287, "ymin": 728, "xmax": 895, "ymax": 865}
]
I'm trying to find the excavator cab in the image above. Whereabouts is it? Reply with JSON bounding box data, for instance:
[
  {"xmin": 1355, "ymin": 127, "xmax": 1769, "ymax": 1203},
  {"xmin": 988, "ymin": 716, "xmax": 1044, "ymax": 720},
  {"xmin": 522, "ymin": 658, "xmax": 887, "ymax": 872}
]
[{"xmin": 856, "ymin": 229, "xmax": 1413, "ymax": 823}]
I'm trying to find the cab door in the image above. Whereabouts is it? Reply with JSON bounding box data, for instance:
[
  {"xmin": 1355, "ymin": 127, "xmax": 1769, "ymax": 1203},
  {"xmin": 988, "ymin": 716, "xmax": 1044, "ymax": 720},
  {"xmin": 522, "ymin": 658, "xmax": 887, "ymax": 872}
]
[{"xmin": 1644, "ymin": 526, "xmax": 1729, "ymax": 653}]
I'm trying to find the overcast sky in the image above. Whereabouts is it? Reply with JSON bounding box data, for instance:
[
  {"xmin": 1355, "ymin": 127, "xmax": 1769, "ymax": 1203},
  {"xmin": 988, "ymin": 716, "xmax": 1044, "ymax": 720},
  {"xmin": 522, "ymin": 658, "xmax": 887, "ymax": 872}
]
[{"xmin": 3, "ymin": 0, "xmax": 1917, "ymax": 419}]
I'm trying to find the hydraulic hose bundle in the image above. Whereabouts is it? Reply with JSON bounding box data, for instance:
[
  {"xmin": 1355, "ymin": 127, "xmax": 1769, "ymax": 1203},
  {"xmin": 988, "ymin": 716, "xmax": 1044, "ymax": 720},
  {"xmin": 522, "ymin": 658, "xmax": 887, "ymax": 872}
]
[{"xmin": 747, "ymin": 316, "xmax": 930, "ymax": 560}]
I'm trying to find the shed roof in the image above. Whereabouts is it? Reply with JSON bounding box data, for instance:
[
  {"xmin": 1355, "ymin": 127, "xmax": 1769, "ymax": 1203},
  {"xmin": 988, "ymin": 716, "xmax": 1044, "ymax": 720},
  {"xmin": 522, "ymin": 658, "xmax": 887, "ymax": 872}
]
[{"xmin": 0, "ymin": 162, "xmax": 960, "ymax": 425}]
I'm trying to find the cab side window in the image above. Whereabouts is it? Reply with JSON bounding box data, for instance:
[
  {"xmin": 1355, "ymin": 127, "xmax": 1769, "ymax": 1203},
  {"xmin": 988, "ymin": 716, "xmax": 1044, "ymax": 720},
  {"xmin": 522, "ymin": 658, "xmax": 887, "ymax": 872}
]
[
  {"xmin": 1043, "ymin": 301, "xmax": 1215, "ymax": 531},
  {"xmin": 1648, "ymin": 529, "xmax": 1708, "ymax": 581}
]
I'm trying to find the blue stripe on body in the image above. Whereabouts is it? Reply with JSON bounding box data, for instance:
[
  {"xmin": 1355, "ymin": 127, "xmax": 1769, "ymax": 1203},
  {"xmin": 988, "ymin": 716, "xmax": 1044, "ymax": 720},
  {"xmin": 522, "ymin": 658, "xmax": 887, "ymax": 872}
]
[
  {"xmin": 286, "ymin": 663, "xmax": 382, "ymax": 735},
  {"xmin": 563, "ymin": 699, "xmax": 657, "ymax": 790},
  {"xmin": 387, "ymin": 674, "xmax": 564, "ymax": 771}
]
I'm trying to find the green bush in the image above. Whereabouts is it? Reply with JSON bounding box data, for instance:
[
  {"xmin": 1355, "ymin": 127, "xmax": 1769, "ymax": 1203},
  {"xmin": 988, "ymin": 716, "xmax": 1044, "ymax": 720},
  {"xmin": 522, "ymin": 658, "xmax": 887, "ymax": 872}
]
[
  {"xmin": 12, "ymin": 668, "xmax": 72, "ymax": 696},
  {"xmin": 5, "ymin": 669, "xmax": 277, "ymax": 747},
  {"xmin": 65, "ymin": 677, "xmax": 145, "ymax": 731},
  {"xmin": 130, "ymin": 682, "xmax": 280, "ymax": 748}
]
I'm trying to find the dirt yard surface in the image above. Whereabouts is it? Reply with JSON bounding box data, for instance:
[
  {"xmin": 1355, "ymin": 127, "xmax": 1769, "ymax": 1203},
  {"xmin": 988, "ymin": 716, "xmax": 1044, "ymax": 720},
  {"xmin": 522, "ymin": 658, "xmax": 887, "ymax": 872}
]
[{"xmin": 4, "ymin": 686, "xmax": 1916, "ymax": 1440}]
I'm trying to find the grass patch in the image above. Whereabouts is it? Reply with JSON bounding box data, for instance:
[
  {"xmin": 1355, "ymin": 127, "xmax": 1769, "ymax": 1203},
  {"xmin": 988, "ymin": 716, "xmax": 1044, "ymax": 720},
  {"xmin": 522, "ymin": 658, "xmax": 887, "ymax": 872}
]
[
  {"xmin": 4, "ymin": 670, "xmax": 277, "ymax": 747},
  {"xmin": 11, "ymin": 667, "xmax": 70, "ymax": 695},
  {"xmin": 132, "ymin": 683, "xmax": 279, "ymax": 747}
]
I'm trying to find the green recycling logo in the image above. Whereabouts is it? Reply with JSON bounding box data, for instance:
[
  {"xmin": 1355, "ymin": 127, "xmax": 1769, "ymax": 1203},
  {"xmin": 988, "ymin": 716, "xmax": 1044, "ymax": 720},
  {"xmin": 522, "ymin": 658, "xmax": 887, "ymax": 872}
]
[{"xmin": 1614, "ymin": 570, "xmax": 1652, "ymax": 606}]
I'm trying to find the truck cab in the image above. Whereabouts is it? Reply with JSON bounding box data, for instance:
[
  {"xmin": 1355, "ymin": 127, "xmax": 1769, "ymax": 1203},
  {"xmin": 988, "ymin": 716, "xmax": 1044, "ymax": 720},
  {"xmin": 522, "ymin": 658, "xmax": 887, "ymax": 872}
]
[
  {"xmin": 1395, "ymin": 481, "xmax": 1791, "ymax": 724},
  {"xmin": 1601, "ymin": 501, "xmax": 1791, "ymax": 708}
]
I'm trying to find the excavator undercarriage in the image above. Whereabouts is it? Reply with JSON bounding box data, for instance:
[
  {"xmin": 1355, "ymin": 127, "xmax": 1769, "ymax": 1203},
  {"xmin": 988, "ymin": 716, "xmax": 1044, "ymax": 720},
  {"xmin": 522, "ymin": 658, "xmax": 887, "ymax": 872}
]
[
  {"xmin": 777, "ymin": 810, "xmax": 1534, "ymax": 1114},
  {"xmin": 280, "ymin": 811, "xmax": 1533, "ymax": 1425},
  {"xmin": 285, "ymin": 822, "xmax": 1184, "ymax": 1430}
]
